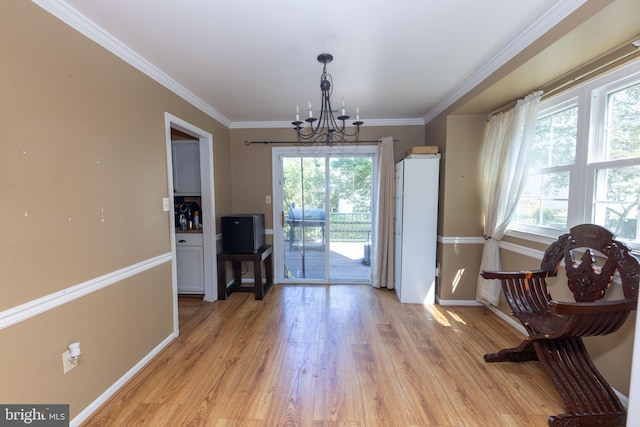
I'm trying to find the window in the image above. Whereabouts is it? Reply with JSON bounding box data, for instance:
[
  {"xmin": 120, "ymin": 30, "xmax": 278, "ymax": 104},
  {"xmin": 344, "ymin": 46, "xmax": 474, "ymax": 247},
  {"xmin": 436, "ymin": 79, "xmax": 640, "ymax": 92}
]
[
  {"xmin": 515, "ymin": 103, "xmax": 577, "ymax": 229},
  {"xmin": 511, "ymin": 60, "xmax": 640, "ymax": 248}
]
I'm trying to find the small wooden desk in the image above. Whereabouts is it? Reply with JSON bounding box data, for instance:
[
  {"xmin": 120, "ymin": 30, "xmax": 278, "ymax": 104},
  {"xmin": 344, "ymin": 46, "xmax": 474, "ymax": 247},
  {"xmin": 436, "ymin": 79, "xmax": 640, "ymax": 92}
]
[{"xmin": 217, "ymin": 245, "xmax": 273, "ymax": 300}]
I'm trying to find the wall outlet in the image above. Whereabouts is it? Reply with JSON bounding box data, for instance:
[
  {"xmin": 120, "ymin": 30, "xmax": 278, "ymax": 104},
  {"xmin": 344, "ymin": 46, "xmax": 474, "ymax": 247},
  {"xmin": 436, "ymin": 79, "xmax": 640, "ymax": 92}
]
[
  {"xmin": 265, "ymin": 195, "xmax": 271, "ymax": 205},
  {"xmin": 62, "ymin": 351, "xmax": 77, "ymax": 374}
]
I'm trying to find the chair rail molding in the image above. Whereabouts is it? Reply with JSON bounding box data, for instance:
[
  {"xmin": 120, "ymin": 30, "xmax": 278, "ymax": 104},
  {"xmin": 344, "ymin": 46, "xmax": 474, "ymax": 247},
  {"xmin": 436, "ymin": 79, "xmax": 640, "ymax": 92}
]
[
  {"xmin": 0, "ymin": 253, "xmax": 173, "ymax": 331},
  {"xmin": 437, "ymin": 236, "xmax": 484, "ymax": 245}
]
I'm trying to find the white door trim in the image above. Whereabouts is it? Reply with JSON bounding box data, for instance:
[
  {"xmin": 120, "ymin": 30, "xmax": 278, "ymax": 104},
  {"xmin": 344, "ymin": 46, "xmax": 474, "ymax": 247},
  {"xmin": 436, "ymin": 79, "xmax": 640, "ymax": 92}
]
[
  {"xmin": 164, "ymin": 113, "xmax": 217, "ymax": 335},
  {"xmin": 271, "ymin": 145, "xmax": 378, "ymax": 284}
]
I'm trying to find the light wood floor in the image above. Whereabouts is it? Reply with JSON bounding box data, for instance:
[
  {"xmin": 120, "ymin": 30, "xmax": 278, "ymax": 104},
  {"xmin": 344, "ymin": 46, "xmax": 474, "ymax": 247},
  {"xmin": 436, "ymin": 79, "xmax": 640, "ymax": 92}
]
[{"xmin": 83, "ymin": 285, "xmax": 564, "ymax": 426}]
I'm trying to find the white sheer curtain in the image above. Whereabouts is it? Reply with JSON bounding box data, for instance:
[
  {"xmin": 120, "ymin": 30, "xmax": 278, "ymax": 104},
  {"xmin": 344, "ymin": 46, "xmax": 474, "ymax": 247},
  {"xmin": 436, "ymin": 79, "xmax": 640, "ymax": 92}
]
[
  {"xmin": 477, "ymin": 91, "xmax": 542, "ymax": 306},
  {"xmin": 371, "ymin": 136, "xmax": 395, "ymax": 288}
]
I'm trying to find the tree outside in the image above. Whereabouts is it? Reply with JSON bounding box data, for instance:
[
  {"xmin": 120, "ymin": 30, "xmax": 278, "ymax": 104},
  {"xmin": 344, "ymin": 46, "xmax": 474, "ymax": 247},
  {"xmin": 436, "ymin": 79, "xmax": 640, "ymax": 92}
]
[
  {"xmin": 516, "ymin": 80, "xmax": 640, "ymax": 239},
  {"xmin": 282, "ymin": 155, "xmax": 373, "ymax": 242}
]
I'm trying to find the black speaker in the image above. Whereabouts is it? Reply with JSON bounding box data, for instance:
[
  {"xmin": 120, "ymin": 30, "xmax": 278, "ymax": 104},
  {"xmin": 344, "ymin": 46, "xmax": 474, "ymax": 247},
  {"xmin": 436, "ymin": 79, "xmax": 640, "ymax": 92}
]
[{"xmin": 221, "ymin": 214, "xmax": 265, "ymax": 253}]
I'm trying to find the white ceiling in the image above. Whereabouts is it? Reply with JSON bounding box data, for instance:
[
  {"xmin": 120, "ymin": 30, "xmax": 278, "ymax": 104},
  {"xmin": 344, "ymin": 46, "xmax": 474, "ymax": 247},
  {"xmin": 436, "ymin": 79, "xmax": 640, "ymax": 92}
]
[{"xmin": 36, "ymin": 0, "xmax": 593, "ymax": 127}]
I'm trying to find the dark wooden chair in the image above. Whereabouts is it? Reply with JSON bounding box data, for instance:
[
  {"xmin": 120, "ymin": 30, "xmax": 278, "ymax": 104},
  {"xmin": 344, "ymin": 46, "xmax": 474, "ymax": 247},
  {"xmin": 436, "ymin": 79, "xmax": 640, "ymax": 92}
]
[{"xmin": 481, "ymin": 224, "xmax": 639, "ymax": 427}]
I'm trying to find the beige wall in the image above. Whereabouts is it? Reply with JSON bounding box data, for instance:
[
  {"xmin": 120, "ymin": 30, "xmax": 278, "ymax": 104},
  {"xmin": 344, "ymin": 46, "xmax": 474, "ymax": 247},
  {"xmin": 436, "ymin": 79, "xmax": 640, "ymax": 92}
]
[
  {"xmin": 440, "ymin": 116, "xmax": 485, "ymax": 237},
  {"xmin": 427, "ymin": 115, "xmax": 485, "ymax": 301},
  {"xmin": 437, "ymin": 244, "xmax": 481, "ymax": 301},
  {"xmin": 4, "ymin": 0, "xmax": 634, "ymax": 418},
  {"xmin": 229, "ymin": 126, "xmax": 426, "ymax": 230},
  {"xmin": 428, "ymin": 108, "xmax": 634, "ymax": 395},
  {"xmin": 0, "ymin": 265, "xmax": 173, "ymax": 411},
  {"xmin": 1, "ymin": 1, "xmax": 231, "ymax": 418}
]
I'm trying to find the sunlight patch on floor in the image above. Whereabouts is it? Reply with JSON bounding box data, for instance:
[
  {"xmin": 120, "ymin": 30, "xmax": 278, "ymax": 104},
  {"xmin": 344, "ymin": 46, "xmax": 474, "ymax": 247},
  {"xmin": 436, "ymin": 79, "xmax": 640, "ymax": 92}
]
[{"xmin": 330, "ymin": 241, "xmax": 366, "ymax": 261}]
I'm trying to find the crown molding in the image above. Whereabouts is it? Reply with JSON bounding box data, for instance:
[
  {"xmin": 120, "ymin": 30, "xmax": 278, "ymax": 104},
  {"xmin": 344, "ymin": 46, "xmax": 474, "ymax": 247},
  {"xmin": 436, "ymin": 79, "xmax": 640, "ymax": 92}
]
[
  {"xmin": 230, "ymin": 117, "xmax": 425, "ymax": 129},
  {"xmin": 231, "ymin": 121, "xmax": 302, "ymax": 129},
  {"xmin": 360, "ymin": 118, "xmax": 426, "ymax": 127},
  {"xmin": 422, "ymin": 0, "xmax": 589, "ymax": 124},
  {"xmin": 32, "ymin": 0, "xmax": 233, "ymax": 128},
  {"xmin": 31, "ymin": 1, "xmax": 426, "ymax": 131},
  {"xmin": 34, "ymin": 0, "xmax": 587, "ymax": 130}
]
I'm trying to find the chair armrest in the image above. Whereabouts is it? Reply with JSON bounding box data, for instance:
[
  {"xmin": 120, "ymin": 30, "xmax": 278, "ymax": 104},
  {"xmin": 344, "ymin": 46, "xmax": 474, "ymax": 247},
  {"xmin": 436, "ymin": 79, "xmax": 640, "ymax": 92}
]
[
  {"xmin": 547, "ymin": 299, "xmax": 637, "ymax": 315},
  {"xmin": 480, "ymin": 269, "xmax": 548, "ymax": 280}
]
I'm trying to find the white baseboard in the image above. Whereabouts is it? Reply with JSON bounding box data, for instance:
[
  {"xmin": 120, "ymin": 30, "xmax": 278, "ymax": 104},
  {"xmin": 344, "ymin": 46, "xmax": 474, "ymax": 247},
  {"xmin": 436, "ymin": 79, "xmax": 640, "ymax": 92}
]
[
  {"xmin": 437, "ymin": 298, "xmax": 483, "ymax": 306},
  {"xmin": 241, "ymin": 278, "xmax": 267, "ymax": 284},
  {"xmin": 70, "ymin": 332, "xmax": 177, "ymax": 426},
  {"xmin": 485, "ymin": 304, "xmax": 527, "ymax": 335}
]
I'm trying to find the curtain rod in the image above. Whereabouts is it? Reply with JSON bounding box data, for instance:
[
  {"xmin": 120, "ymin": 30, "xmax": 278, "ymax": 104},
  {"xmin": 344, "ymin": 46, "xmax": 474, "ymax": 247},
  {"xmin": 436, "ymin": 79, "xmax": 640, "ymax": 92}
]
[
  {"xmin": 489, "ymin": 35, "xmax": 640, "ymax": 118},
  {"xmin": 540, "ymin": 38, "xmax": 640, "ymax": 99},
  {"xmin": 244, "ymin": 139, "xmax": 399, "ymax": 145}
]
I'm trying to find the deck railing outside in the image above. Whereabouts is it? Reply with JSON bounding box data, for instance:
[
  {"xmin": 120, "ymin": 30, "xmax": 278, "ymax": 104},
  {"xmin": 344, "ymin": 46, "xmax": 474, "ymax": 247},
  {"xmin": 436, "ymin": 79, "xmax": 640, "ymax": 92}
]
[
  {"xmin": 329, "ymin": 212, "xmax": 371, "ymax": 241},
  {"xmin": 285, "ymin": 212, "xmax": 373, "ymax": 275},
  {"xmin": 285, "ymin": 212, "xmax": 372, "ymax": 243}
]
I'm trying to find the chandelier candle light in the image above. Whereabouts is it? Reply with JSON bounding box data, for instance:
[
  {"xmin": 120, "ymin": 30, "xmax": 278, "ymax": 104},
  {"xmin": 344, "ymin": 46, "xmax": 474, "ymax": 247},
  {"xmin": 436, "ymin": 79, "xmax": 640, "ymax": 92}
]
[{"xmin": 292, "ymin": 53, "xmax": 363, "ymax": 144}]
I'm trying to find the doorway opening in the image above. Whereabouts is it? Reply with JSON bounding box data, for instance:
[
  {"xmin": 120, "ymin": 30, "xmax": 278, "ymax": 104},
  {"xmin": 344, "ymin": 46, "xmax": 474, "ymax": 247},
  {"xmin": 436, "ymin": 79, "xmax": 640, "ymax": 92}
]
[
  {"xmin": 272, "ymin": 145, "xmax": 377, "ymax": 284},
  {"xmin": 164, "ymin": 113, "xmax": 216, "ymax": 333}
]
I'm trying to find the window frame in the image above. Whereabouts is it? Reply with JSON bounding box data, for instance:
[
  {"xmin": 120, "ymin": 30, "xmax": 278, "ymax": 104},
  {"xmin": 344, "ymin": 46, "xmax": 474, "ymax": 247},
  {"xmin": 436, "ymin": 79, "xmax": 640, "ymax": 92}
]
[{"xmin": 508, "ymin": 59, "xmax": 640, "ymax": 250}]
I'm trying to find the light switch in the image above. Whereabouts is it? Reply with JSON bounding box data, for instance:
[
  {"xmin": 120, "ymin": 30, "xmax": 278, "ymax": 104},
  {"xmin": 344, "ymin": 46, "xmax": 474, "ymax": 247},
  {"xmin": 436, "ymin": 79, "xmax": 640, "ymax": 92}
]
[
  {"xmin": 162, "ymin": 197, "xmax": 171, "ymax": 212},
  {"xmin": 266, "ymin": 195, "xmax": 271, "ymax": 205}
]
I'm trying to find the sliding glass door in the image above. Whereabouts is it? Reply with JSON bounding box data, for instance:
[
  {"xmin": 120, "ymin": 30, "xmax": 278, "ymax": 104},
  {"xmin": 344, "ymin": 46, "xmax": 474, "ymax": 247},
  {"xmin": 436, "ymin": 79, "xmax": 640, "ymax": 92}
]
[
  {"xmin": 272, "ymin": 146, "xmax": 377, "ymax": 284},
  {"xmin": 282, "ymin": 156, "xmax": 327, "ymax": 279}
]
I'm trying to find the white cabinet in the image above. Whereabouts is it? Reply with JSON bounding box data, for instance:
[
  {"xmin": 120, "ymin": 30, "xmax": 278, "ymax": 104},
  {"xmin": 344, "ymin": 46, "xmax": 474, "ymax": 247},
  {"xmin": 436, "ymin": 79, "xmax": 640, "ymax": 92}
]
[
  {"xmin": 172, "ymin": 141, "xmax": 201, "ymax": 195},
  {"xmin": 394, "ymin": 155, "xmax": 440, "ymax": 304},
  {"xmin": 176, "ymin": 233, "xmax": 204, "ymax": 294}
]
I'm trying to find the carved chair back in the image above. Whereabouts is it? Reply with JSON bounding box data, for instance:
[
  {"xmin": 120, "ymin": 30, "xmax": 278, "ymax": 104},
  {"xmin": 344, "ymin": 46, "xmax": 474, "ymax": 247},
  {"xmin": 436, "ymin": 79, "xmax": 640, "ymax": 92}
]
[{"xmin": 540, "ymin": 224, "xmax": 639, "ymax": 303}]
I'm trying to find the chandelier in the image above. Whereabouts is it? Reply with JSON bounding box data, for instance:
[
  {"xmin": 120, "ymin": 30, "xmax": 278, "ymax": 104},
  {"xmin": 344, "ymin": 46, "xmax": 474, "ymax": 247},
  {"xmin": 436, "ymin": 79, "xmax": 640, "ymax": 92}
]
[{"xmin": 292, "ymin": 53, "xmax": 363, "ymax": 144}]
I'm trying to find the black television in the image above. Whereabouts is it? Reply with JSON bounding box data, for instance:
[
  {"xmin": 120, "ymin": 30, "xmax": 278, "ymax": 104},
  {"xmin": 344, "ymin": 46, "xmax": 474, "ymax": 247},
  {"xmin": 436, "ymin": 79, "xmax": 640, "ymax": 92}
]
[{"xmin": 221, "ymin": 214, "xmax": 265, "ymax": 253}]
